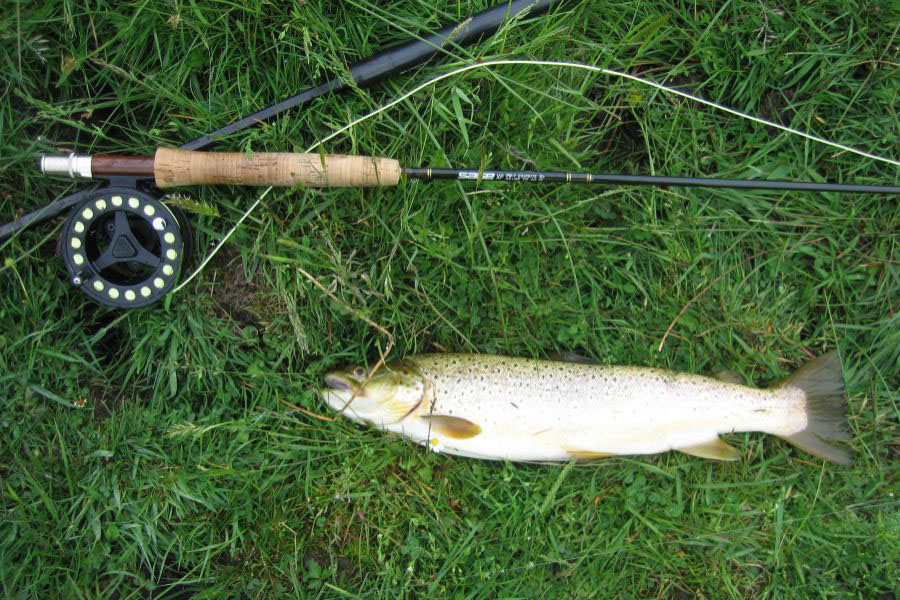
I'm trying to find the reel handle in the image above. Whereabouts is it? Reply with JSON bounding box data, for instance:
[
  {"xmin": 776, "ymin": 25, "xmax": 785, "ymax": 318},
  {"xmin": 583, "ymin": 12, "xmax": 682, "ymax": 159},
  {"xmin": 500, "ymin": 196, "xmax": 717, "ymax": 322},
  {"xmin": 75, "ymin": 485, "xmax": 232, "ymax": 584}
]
[{"xmin": 153, "ymin": 148, "xmax": 400, "ymax": 188}]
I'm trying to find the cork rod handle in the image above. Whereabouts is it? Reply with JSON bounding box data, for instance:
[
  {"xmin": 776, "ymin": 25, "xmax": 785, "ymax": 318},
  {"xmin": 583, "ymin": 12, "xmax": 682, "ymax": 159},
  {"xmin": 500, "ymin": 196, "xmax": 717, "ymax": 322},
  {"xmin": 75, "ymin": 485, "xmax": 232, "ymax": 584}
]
[{"xmin": 154, "ymin": 148, "xmax": 401, "ymax": 188}]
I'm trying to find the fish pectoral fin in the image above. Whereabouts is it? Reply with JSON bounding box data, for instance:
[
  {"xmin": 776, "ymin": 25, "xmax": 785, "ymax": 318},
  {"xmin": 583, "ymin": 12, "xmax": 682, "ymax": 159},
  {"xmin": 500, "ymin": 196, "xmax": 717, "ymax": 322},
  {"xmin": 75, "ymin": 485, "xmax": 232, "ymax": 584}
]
[
  {"xmin": 421, "ymin": 415, "xmax": 482, "ymax": 439},
  {"xmin": 677, "ymin": 438, "xmax": 741, "ymax": 461},
  {"xmin": 713, "ymin": 369, "xmax": 743, "ymax": 385},
  {"xmin": 564, "ymin": 447, "xmax": 617, "ymax": 461}
]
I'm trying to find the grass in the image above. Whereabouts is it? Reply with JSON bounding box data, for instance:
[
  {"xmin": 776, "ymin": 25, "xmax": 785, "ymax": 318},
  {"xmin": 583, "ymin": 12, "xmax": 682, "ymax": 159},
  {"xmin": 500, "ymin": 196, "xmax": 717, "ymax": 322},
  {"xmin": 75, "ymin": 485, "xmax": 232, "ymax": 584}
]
[{"xmin": 1, "ymin": 0, "xmax": 898, "ymax": 597}]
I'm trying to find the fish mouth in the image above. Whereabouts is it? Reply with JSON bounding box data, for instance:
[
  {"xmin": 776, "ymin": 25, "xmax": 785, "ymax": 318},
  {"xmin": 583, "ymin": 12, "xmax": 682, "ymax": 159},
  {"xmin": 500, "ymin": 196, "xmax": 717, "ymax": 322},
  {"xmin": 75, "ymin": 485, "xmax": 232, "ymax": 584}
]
[
  {"xmin": 320, "ymin": 372, "xmax": 363, "ymax": 419},
  {"xmin": 324, "ymin": 372, "xmax": 356, "ymax": 392}
]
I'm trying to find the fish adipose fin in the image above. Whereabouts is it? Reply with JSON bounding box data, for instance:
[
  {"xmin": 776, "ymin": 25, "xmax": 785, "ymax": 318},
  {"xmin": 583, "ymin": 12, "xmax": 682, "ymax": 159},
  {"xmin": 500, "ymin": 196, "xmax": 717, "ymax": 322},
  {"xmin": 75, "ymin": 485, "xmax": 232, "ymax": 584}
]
[
  {"xmin": 776, "ymin": 351, "xmax": 852, "ymax": 465},
  {"xmin": 678, "ymin": 438, "xmax": 741, "ymax": 461},
  {"xmin": 549, "ymin": 352, "xmax": 600, "ymax": 365},
  {"xmin": 421, "ymin": 415, "xmax": 482, "ymax": 439}
]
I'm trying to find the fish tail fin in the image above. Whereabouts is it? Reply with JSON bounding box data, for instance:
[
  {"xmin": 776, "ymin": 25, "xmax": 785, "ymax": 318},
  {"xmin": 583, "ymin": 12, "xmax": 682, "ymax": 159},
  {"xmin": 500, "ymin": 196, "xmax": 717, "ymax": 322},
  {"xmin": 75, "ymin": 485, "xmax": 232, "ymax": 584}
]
[{"xmin": 775, "ymin": 351, "xmax": 853, "ymax": 465}]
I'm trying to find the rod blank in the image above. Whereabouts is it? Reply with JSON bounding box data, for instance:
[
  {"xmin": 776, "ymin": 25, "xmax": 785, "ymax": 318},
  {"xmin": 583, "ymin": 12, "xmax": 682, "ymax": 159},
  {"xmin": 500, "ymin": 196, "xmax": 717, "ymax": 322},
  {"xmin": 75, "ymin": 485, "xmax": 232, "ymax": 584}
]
[{"xmin": 402, "ymin": 167, "xmax": 900, "ymax": 194}]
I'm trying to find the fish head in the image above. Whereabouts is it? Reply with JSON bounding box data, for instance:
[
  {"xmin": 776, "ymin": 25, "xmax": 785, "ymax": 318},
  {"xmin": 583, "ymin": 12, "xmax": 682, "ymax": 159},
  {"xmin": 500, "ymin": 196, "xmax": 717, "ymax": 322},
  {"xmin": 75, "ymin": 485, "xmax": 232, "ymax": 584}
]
[{"xmin": 320, "ymin": 360, "xmax": 425, "ymax": 425}]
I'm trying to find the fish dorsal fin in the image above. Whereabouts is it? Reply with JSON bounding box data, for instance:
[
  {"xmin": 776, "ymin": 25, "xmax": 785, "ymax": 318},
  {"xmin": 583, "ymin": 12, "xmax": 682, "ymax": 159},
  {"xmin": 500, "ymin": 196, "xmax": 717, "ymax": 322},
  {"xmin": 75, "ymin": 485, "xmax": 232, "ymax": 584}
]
[
  {"xmin": 564, "ymin": 447, "xmax": 617, "ymax": 461},
  {"xmin": 713, "ymin": 370, "xmax": 743, "ymax": 385},
  {"xmin": 549, "ymin": 352, "xmax": 600, "ymax": 365},
  {"xmin": 421, "ymin": 415, "xmax": 482, "ymax": 439},
  {"xmin": 678, "ymin": 438, "xmax": 740, "ymax": 461}
]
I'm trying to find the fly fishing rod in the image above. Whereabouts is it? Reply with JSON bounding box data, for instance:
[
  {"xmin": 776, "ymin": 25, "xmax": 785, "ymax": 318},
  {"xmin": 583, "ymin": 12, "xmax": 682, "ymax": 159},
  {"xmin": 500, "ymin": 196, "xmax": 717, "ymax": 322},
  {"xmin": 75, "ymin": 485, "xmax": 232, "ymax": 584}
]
[
  {"xmin": 32, "ymin": 147, "xmax": 899, "ymax": 308},
  {"xmin": 40, "ymin": 148, "xmax": 900, "ymax": 195},
  {"xmin": 0, "ymin": 0, "xmax": 556, "ymax": 308}
]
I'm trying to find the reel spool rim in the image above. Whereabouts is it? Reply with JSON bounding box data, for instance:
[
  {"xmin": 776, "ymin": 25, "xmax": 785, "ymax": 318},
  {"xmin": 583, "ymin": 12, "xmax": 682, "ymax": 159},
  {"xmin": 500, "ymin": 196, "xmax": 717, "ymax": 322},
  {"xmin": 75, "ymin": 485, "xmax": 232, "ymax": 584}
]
[{"xmin": 60, "ymin": 186, "xmax": 187, "ymax": 308}]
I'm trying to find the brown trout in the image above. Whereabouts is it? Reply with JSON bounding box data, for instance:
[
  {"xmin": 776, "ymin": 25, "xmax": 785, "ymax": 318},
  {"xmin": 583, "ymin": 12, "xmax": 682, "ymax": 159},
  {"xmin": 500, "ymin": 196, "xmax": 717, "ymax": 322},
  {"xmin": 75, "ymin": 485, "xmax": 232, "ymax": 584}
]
[{"xmin": 319, "ymin": 352, "xmax": 852, "ymax": 464}]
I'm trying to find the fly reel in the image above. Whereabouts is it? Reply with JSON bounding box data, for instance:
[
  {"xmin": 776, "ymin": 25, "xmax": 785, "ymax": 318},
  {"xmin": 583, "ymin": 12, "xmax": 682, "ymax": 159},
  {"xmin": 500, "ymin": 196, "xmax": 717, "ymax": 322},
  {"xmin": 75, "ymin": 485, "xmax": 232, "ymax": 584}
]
[{"xmin": 59, "ymin": 187, "xmax": 192, "ymax": 308}]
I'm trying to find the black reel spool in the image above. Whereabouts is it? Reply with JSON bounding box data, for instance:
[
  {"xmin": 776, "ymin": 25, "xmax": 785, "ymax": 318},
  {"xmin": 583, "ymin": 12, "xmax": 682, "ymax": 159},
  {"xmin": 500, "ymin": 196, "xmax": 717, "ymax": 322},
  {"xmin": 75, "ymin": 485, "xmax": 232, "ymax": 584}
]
[{"xmin": 59, "ymin": 186, "xmax": 192, "ymax": 308}]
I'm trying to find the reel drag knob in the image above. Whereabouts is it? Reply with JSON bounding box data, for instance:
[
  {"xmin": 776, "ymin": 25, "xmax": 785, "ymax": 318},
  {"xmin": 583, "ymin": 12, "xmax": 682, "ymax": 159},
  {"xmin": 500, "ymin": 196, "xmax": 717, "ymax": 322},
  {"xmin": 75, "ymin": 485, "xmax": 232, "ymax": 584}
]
[{"xmin": 60, "ymin": 187, "xmax": 188, "ymax": 308}]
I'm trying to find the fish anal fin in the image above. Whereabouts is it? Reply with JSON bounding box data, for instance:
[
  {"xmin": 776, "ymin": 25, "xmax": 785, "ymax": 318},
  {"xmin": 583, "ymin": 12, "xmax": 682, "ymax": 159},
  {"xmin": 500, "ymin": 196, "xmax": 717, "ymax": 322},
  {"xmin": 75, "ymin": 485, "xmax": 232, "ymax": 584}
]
[
  {"xmin": 564, "ymin": 447, "xmax": 617, "ymax": 461},
  {"xmin": 714, "ymin": 369, "xmax": 743, "ymax": 385},
  {"xmin": 678, "ymin": 438, "xmax": 741, "ymax": 461},
  {"xmin": 421, "ymin": 415, "xmax": 482, "ymax": 439}
]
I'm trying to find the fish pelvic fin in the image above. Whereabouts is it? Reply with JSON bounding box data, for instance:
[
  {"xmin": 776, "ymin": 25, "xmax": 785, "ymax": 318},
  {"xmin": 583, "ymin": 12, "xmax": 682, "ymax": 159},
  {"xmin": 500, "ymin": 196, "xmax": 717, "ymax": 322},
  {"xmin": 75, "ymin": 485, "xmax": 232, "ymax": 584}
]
[
  {"xmin": 421, "ymin": 415, "xmax": 482, "ymax": 439},
  {"xmin": 678, "ymin": 438, "xmax": 740, "ymax": 461},
  {"xmin": 564, "ymin": 447, "xmax": 617, "ymax": 461},
  {"xmin": 775, "ymin": 351, "xmax": 852, "ymax": 465},
  {"xmin": 713, "ymin": 369, "xmax": 743, "ymax": 385}
]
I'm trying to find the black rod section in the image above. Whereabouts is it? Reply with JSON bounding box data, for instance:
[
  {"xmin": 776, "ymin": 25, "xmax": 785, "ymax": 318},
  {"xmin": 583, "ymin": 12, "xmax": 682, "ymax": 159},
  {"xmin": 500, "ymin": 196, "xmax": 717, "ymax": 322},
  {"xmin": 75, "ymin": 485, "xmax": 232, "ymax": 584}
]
[
  {"xmin": 0, "ymin": 187, "xmax": 97, "ymax": 242},
  {"xmin": 402, "ymin": 167, "xmax": 900, "ymax": 194},
  {"xmin": 181, "ymin": 0, "xmax": 556, "ymax": 151}
]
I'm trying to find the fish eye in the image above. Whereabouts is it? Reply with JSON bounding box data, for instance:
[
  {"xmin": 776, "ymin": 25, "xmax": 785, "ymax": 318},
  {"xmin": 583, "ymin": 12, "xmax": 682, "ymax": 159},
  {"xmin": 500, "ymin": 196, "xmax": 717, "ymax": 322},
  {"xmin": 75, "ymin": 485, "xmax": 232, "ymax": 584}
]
[{"xmin": 352, "ymin": 366, "xmax": 366, "ymax": 378}]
